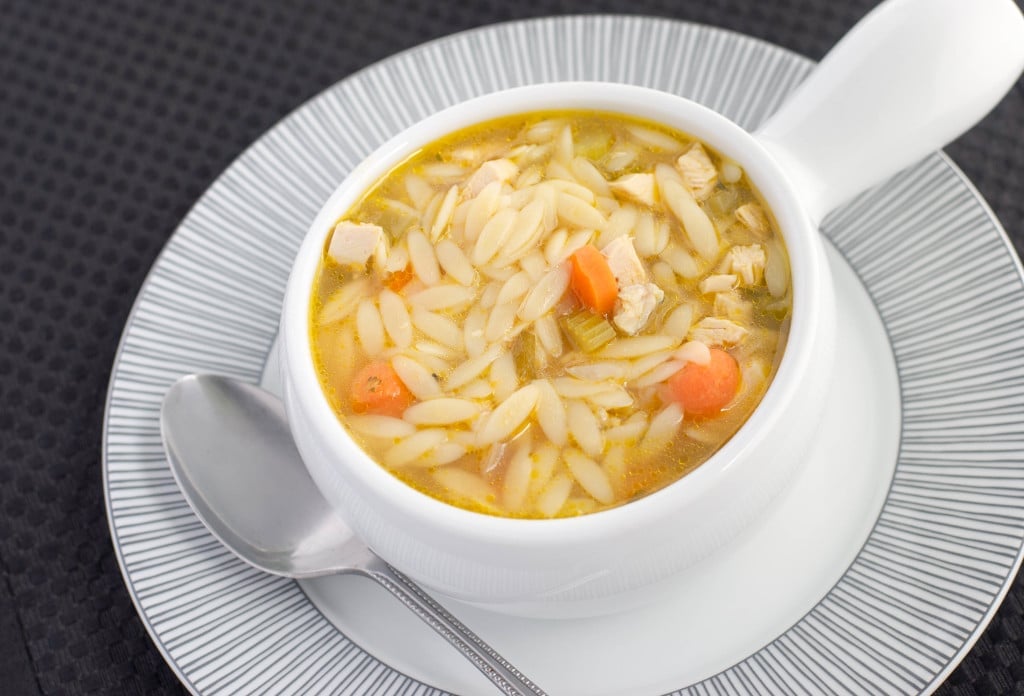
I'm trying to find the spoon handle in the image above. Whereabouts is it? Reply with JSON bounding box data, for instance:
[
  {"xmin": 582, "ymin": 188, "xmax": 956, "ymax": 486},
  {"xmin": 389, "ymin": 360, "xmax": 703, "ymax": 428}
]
[{"xmin": 363, "ymin": 558, "xmax": 548, "ymax": 696}]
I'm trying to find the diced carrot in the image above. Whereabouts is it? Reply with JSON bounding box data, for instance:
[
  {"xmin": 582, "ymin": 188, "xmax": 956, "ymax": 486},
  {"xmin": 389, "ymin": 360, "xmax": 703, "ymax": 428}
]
[
  {"xmin": 666, "ymin": 348, "xmax": 740, "ymax": 417},
  {"xmin": 384, "ymin": 264, "xmax": 415, "ymax": 293},
  {"xmin": 569, "ymin": 245, "xmax": 618, "ymax": 314},
  {"xmin": 349, "ymin": 361, "xmax": 414, "ymax": 417}
]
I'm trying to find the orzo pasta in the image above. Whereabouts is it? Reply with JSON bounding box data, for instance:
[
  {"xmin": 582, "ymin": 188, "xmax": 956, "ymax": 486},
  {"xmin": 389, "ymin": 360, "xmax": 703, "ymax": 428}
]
[{"xmin": 309, "ymin": 111, "xmax": 791, "ymax": 518}]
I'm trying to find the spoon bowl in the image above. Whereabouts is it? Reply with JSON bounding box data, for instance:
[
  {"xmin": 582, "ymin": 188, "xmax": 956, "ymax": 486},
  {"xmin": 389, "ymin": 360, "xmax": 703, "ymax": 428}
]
[{"xmin": 161, "ymin": 374, "xmax": 359, "ymax": 577}]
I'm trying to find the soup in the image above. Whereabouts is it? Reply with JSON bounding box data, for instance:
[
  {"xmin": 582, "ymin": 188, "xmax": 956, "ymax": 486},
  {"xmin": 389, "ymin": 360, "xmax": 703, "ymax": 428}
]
[{"xmin": 309, "ymin": 111, "xmax": 791, "ymax": 518}]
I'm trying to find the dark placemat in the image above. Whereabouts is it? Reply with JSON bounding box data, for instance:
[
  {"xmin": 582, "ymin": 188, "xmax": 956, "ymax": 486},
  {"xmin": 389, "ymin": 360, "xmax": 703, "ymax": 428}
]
[{"xmin": 1, "ymin": 0, "xmax": 1022, "ymax": 694}]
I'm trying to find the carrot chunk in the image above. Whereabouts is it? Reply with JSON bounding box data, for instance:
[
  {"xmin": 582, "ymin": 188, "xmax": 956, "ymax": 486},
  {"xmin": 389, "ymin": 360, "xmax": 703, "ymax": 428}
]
[
  {"xmin": 666, "ymin": 348, "xmax": 740, "ymax": 417},
  {"xmin": 384, "ymin": 264, "xmax": 415, "ymax": 293},
  {"xmin": 349, "ymin": 361, "xmax": 414, "ymax": 417},
  {"xmin": 569, "ymin": 245, "xmax": 618, "ymax": 315}
]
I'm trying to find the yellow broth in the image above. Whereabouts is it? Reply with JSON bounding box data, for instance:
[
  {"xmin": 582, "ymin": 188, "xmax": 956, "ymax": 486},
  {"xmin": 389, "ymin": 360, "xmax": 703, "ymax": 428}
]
[{"xmin": 309, "ymin": 110, "xmax": 791, "ymax": 518}]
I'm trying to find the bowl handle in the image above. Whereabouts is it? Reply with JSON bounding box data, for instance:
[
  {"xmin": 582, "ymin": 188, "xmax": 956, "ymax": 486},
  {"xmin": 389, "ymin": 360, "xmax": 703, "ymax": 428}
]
[{"xmin": 754, "ymin": 0, "xmax": 1024, "ymax": 224}]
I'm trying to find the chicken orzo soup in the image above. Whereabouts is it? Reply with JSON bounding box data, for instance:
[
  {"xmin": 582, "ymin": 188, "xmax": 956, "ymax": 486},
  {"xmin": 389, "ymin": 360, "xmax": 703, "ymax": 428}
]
[{"xmin": 309, "ymin": 111, "xmax": 791, "ymax": 518}]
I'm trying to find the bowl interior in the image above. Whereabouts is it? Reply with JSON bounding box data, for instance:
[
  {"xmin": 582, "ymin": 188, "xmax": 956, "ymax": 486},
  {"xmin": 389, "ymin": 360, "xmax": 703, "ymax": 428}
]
[{"xmin": 281, "ymin": 81, "xmax": 825, "ymax": 545}]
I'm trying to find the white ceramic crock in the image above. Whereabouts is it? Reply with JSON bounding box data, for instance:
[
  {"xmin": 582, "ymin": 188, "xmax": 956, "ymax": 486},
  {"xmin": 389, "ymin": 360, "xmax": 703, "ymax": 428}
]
[{"xmin": 279, "ymin": 0, "xmax": 1024, "ymax": 617}]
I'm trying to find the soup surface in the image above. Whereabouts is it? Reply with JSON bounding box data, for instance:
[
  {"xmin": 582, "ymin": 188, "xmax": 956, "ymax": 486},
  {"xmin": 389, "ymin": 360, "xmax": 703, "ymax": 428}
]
[{"xmin": 309, "ymin": 110, "xmax": 791, "ymax": 518}]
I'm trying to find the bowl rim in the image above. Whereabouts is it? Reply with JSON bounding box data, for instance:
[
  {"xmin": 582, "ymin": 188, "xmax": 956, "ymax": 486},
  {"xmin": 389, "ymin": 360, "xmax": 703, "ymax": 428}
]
[{"xmin": 281, "ymin": 81, "xmax": 826, "ymax": 546}]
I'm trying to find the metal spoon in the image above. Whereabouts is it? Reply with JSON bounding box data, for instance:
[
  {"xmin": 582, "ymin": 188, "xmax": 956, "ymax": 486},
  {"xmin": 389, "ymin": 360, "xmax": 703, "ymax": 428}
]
[{"xmin": 160, "ymin": 373, "xmax": 547, "ymax": 696}]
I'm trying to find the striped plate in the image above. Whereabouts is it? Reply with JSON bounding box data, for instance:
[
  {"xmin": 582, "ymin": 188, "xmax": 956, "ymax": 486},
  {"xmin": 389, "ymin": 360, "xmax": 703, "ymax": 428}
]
[{"xmin": 103, "ymin": 15, "xmax": 1024, "ymax": 695}]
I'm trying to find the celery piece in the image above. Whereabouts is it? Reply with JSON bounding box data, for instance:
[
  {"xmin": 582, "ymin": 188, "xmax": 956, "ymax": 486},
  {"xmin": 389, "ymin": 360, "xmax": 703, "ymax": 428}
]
[
  {"xmin": 575, "ymin": 131, "xmax": 614, "ymax": 160},
  {"xmin": 512, "ymin": 332, "xmax": 541, "ymax": 381},
  {"xmin": 704, "ymin": 187, "xmax": 742, "ymax": 219},
  {"xmin": 562, "ymin": 311, "xmax": 616, "ymax": 353}
]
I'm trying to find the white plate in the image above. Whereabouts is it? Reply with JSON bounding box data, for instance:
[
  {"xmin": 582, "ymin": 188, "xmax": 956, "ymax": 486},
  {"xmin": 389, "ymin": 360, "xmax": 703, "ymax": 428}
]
[{"xmin": 103, "ymin": 15, "xmax": 1024, "ymax": 695}]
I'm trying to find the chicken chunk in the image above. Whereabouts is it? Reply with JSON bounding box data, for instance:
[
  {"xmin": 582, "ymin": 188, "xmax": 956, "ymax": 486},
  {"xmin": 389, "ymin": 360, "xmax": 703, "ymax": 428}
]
[
  {"xmin": 327, "ymin": 221, "xmax": 387, "ymax": 268},
  {"xmin": 724, "ymin": 244, "xmax": 767, "ymax": 286},
  {"xmin": 735, "ymin": 203, "xmax": 770, "ymax": 237},
  {"xmin": 675, "ymin": 143, "xmax": 718, "ymax": 201},
  {"xmin": 464, "ymin": 158, "xmax": 519, "ymax": 197},
  {"xmin": 609, "ymin": 172, "xmax": 656, "ymax": 207},
  {"xmin": 688, "ymin": 317, "xmax": 747, "ymax": 346},
  {"xmin": 601, "ymin": 236, "xmax": 647, "ymax": 287},
  {"xmin": 698, "ymin": 274, "xmax": 738, "ymax": 294},
  {"xmin": 613, "ymin": 283, "xmax": 664, "ymax": 335},
  {"xmin": 713, "ymin": 291, "xmax": 753, "ymax": 322}
]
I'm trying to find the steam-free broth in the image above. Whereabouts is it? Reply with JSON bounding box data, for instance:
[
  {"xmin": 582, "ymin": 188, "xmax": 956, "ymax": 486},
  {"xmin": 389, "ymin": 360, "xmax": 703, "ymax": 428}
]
[{"xmin": 309, "ymin": 110, "xmax": 791, "ymax": 518}]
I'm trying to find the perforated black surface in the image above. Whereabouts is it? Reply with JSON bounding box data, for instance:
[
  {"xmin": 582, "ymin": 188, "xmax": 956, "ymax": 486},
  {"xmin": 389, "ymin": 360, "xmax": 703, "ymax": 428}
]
[{"xmin": 1, "ymin": 0, "xmax": 1022, "ymax": 694}]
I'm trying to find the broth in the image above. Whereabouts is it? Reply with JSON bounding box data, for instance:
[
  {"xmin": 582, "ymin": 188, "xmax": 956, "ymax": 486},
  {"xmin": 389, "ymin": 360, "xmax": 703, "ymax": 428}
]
[{"xmin": 309, "ymin": 110, "xmax": 791, "ymax": 518}]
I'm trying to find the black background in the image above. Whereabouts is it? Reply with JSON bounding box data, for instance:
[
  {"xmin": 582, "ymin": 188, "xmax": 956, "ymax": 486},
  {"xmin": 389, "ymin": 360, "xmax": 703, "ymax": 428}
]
[{"xmin": 2, "ymin": 0, "xmax": 1023, "ymax": 693}]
